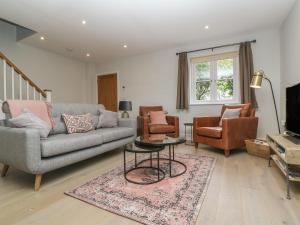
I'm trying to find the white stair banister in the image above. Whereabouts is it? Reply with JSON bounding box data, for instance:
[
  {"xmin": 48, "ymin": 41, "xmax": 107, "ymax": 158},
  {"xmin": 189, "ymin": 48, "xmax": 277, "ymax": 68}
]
[
  {"xmin": 44, "ymin": 90, "xmax": 52, "ymax": 103},
  {"xmin": 26, "ymin": 80, "xmax": 29, "ymax": 100},
  {"xmin": 19, "ymin": 75, "xmax": 22, "ymax": 100},
  {"xmin": 11, "ymin": 68, "xmax": 15, "ymax": 100},
  {"xmin": 3, "ymin": 59, "xmax": 6, "ymax": 100},
  {"xmin": 0, "ymin": 51, "xmax": 48, "ymax": 102}
]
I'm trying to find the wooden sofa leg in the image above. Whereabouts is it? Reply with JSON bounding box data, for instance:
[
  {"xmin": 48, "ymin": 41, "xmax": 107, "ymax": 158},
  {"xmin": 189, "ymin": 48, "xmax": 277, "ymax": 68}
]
[
  {"xmin": 195, "ymin": 143, "xmax": 199, "ymax": 149},
  {"xmin": 1, "ymin": 165, "xmax": 9, "ymax": 177},
  {"xmin": 35, "ymin": 174, "xmax": 43, "ymax": 191},
  {"xmin": 224, "ymin": 149, "xmax": 230, "ymax": 157}
]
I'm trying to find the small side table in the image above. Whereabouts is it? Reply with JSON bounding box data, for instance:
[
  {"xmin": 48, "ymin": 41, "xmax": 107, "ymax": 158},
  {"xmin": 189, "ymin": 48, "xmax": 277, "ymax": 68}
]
[{"xmin": 184, "ymin": 122, "xmax": 194, "ymax": 146}]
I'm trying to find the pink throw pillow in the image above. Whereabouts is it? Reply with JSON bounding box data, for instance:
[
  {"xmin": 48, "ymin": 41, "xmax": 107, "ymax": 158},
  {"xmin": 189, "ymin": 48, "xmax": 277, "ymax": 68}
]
[{"xmin": 149, "ymin": 111, "xmax": 168, "ymax": 125}]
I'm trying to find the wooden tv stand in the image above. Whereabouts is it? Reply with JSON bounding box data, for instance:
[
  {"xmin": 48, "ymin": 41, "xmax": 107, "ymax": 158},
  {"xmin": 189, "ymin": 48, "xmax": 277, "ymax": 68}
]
[{"xmin": 267, "ymin": 134, "xmax": 300, "ymax": 199}]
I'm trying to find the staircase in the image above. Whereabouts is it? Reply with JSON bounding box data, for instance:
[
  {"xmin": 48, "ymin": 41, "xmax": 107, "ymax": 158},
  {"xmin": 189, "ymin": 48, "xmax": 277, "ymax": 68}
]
[{"xmin": 0, "ymin": 51, "xmax": 52, "ymax": 119}]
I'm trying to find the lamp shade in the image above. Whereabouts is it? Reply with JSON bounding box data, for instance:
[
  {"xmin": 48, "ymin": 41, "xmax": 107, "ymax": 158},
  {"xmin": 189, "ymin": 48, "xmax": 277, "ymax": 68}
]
[
  {"xmin": 119, "ymin": 101, "xmax": 132, "ymax": 111},
  {"xmin": 250, "ymin": 70, "xmax": 264, "ymax": 88}
]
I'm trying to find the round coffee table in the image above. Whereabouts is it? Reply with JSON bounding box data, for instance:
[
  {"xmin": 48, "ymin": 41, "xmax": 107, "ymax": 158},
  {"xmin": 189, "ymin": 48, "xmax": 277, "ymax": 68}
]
[
  {"xmin": 123, "ymin": 143, "xmax": 165, "ymax": 185},
  {"xmin": 135, "ymin": 136, "xmax": 186, "ymax": 178}
]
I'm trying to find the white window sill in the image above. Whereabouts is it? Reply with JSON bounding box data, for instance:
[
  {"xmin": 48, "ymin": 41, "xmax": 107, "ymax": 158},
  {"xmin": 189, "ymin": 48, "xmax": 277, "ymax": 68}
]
[{"xmin": 189, "ymin": 101, "xmax": 241, "ymax": 106}]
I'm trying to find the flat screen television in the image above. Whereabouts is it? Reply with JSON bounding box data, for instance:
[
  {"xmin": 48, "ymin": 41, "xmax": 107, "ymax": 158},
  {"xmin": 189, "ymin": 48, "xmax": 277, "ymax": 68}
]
[{"xmin": 286, "ymin": 83, "xmax": 300, "ymax": 137}]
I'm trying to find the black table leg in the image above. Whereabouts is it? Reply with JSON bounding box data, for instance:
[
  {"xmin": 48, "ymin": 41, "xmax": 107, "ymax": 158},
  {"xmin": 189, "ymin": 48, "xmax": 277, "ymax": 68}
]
[
  {"xmin": 123, "ymin": 148, "xmax": 126, "ymax": 176},
  {"xmin": 158, "ymin": 151, "xmax": 160, "ymax": 180},
  {"xmin": 172, "ymin": 145, "xmax": 175, "ymax": 160},
  {"xmin": 169, "ymin": 145, "xmax": 172, "ymax": 177}
]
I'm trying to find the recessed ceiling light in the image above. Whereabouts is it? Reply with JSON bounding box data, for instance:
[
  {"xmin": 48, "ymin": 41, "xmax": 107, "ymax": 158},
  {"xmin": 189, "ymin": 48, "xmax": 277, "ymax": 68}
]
[
  {"xmin": 82, "ymin": 20, "xmax": 86, "ymax": 25},
  {"xmin": 204, "ymin": 25, "xmax": 210, "ymax": 30},
  {"xmin": 40, "ymin": 36, "xmax": 45, "ymax": 40},
  {"xmin": 86, "ymin": 53, "xmax": 90, "ymax": 57},
  {"xmin": 123, "ymin": 44, "xmax": 128, "ymax": 48}
]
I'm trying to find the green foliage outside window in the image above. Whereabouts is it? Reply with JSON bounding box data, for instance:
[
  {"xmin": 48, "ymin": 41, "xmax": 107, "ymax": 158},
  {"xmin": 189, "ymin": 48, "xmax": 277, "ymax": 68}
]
[{"xmin": 194, "ymin": 58, "xmax": 234, "ymax": 101}]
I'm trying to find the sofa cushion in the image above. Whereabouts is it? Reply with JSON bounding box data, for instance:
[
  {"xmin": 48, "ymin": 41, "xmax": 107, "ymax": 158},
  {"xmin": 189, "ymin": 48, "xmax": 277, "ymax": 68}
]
[
  {"xmin": 196, "ymin": 127, "xmax": 222, "ymax": 138},
  {"xmin": 41, "ymin": 131, "xmax": 103, "ymax": 157},
  {"xmin": 96, "ymin": 127, "xmax": 135, "ymax": 143},
  {"xmin": 149, "ymin": 124, "xmax": 175, "ymax": 134},
  {"xmin": 50, "ymin": 103, "xmax": 104, "ymax": 135}
]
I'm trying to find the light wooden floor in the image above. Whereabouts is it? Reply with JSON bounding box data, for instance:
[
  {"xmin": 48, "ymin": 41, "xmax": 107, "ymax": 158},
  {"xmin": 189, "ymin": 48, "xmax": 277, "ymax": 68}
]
[{"xmin": 1, "ymin": 144, "xmax": 300, "ymax": 225}]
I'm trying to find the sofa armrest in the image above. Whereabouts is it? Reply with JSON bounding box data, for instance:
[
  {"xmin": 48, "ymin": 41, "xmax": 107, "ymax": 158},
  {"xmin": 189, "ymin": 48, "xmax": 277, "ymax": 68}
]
[
  {"xmin": 222, "ymin": 117, "xmax": 258, "ymax": 148},
  {"xmin": 193, "ymin": 117, "xmax": 221, "ymax": 128},
  {"xmin": 0, "ymin": 127, "xmax": 41, "ymax": 174}
]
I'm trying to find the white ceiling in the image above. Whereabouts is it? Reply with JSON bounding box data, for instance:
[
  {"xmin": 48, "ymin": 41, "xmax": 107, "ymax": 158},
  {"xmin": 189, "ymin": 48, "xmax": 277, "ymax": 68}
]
[{"xmin": 0, "ymin": 0, "xmax": 296, "ymax": 63}]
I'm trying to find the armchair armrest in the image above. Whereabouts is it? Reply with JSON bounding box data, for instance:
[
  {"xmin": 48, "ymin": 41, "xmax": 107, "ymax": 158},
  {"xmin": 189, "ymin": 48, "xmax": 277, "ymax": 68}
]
[
  {"xmin": 137, "ymin": 116, "xmax": 150, "ymax": 137},
  {"xmin": 222, "ymin": 117, "xmax": 258, "ymax": 148},
  {"xmin": 118, "ymin": 118, "xmax": 137, "ymax": 137},
  {"xmin": 166, "ymin": 115, "xmax": 179, "ymax": 137},
  {"xmin": 166, "ymin": 115, "xmax": 178, "ymax": 125},
  {"xmin": 0, "ymin": 127, "xmax": 41, "ymax": 174},
  {"xmin": 193, "ymin": 117, "xmax": 221, "ymax": 128}
]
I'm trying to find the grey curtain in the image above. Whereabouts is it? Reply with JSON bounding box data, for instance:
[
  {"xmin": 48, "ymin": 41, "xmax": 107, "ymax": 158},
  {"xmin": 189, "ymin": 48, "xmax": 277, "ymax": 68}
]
[
  {"xmin": 239, "ymin": 42, "xmax": 258, "ymax": 108},
  {"xmin": 176, "ymin": 52, "xmax": 189, "ymax": 109}
]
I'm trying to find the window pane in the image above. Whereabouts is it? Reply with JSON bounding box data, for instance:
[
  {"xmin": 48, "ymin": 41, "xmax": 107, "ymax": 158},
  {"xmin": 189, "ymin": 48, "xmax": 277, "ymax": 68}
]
[
  {"xmin": 195, "ymin": 62, "xmax": 210, "ymax": 80},
  {"xmin": 216, "ymin": 79, "xmax": 233, "ymax": 100},
  {"xmin": 217, "ymin": 58, "xmax": 233, "ymax": 79},
  {"xmin": 196, "ymin": 80, "xmax": 211, "ymax": 101},
  {"xmin": 217, "ymin": 58, "xmax": 234, "ymax": 100}
]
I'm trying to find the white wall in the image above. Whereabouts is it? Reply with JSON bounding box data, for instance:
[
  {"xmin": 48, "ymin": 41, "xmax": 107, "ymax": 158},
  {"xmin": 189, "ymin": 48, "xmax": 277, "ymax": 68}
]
[
  {"xmin": 91, "ymin": 28, "xmax": 281, "ymax": 138},
  {"xmin": 0, "ymin": 21, "xmax": 88, "ymax": 103},
  {"xmin": 280, "ymin": 0, "xmax": 300, "ymax": 122}
]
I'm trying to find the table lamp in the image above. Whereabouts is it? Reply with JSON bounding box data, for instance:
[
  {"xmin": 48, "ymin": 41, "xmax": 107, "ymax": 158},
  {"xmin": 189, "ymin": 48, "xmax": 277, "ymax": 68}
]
[{"xmin": 119, "ymin": 101, "xmax": 132, "ymax": 118}]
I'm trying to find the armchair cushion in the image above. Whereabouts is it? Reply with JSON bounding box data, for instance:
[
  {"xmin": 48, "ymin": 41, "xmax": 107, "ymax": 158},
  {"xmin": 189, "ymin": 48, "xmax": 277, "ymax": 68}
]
[
  {"xmin": 221, "ymin": 103, "xmax": 251, "ymax": 117},
  {"xmin": 219, "ymin": 108, "xmax": 241, "ymax": 126},
  {"xmin": 196, "ymin": 127, "xmax": 222, "ymax": 138},
  {"xmin": 149, "ymin": 111, "xmax": 168, "ymax": 125},
  {"xmin": 149, "ymin": 124, "xmax": 175, "ymax": 134}
]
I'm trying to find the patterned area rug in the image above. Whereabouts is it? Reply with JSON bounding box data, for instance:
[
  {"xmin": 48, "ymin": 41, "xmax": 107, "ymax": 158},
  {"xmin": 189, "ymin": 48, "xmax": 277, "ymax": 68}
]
[{"xmin": 65, "ymin": 152, "xmax": 216, "ymax": 225}]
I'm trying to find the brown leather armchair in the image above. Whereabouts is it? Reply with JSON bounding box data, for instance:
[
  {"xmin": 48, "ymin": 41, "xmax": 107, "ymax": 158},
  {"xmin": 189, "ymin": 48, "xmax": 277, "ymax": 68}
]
[
  {"xmin": 137, "ymin": 106, "xmax": 179, "ymax": 138},
  {"xmin": 193, "ymin": 103, "xmax": 258, "ymax": 157}
]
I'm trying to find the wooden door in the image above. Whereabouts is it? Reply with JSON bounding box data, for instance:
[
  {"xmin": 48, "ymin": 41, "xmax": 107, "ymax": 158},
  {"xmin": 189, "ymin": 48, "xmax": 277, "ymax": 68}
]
[{"xmin": 97, "ymin": 73, "xmax": 118, "ymax": 111}]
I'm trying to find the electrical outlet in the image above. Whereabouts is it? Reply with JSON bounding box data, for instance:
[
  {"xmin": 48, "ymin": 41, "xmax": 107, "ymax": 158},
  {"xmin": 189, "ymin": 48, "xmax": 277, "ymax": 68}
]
[{"xmin": 281, "ymin": 120, "xmax": 286, "ymax": 127}]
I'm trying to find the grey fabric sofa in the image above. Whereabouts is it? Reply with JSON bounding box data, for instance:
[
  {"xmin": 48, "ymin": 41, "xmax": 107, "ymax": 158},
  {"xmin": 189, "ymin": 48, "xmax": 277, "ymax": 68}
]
[{"xmin": 0, "ymin": 103, "xmax": 136, "ymax": 191}]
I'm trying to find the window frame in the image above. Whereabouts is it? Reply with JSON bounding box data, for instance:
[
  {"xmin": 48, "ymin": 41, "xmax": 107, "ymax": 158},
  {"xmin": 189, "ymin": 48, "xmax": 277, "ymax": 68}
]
[{"xmin": 189, "ymin": 51, "xmax": 240, "ymax": 105}]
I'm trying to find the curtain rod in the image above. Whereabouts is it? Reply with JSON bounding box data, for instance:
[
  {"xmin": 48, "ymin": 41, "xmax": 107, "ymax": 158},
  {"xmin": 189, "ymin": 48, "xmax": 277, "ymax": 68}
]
[{"xmin": 176, "ymin": 39, "xmax": 256, "ymax": 55}]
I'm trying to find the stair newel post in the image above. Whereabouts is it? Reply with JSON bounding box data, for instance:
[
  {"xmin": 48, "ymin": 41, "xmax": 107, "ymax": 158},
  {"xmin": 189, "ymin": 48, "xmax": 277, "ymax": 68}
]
[{"xmin": 44, "ymin": 89, "xmax": 52, "ymax": 103}]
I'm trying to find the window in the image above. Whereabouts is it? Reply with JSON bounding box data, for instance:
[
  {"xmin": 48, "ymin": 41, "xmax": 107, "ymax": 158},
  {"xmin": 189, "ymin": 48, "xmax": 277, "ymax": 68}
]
[{"xmin": 189, "ymin": 52, "xmax": 240, "ymax": 105}]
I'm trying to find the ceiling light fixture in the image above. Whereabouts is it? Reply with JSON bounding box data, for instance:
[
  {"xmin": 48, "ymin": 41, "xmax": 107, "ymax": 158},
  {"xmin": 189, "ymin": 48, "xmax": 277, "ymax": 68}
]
[
  {"xmin": 204, "ymin": 25, "xmax": 210, "ymax": 30},
  {"xmin": 86, "ymin": 53, "xmax": 90, "ymax": 57},
  {"xmin": 40, "ymin": 36, "xmax": 45, "ymax": 40},
  {"xmin": 82, "ymin": 20, "xmax": 87, "ymax": 25},
  {"xmin": 123, "ymin": 44, "xmax": 128, "ymax": 48}
]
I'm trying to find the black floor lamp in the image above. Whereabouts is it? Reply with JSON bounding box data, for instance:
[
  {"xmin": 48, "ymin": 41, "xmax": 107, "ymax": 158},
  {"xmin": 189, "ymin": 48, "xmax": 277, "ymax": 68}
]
[{"xmin": 250, "ymin": 70, "xmax": 281, "ymax": 133}]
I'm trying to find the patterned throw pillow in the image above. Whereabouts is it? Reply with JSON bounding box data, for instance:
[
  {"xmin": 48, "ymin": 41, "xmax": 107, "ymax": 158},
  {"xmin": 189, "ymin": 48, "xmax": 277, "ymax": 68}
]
[{"xmin": 62, "ymin": 113, "xmax": 94, "ymax": 134}]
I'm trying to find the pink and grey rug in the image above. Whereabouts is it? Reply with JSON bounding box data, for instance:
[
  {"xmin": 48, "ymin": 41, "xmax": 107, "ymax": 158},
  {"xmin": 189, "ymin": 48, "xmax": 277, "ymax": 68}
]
[{"xmin": 65, "ymin": 153, "xmax": 216, "ymax": 225}]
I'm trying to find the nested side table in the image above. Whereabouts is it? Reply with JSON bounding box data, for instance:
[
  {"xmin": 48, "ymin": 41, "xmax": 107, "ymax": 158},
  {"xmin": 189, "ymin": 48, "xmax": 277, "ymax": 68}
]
[{"xmin": 184, "ymin": 122, "xmax": 194, "ymax": 145}]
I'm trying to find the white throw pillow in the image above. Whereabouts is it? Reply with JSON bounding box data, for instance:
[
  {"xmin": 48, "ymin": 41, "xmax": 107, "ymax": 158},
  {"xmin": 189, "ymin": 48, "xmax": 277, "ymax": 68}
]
[
  {"xmin": 219, "ymin": 108, "xmax": 241, "ymax": 126},
  {"xmin": 9, "ymin": 109, "xmax": 51, "ymax": 138},
  {"xmin": 97, "ymin": 109, "xmax": 118, "ymax": 128}
]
